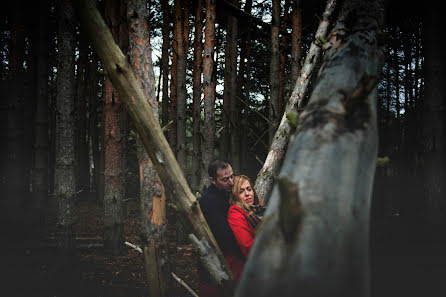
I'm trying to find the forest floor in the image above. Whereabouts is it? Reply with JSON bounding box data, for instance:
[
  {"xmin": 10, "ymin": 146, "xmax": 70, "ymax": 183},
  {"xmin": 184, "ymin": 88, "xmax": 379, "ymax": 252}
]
[
  {"xmin": 2, "ymin": 198, "xmax": 200, "ymax": 297},
  {"xmin": 2, "ymin": 198, "xmax": 446, "ymax": 297}
]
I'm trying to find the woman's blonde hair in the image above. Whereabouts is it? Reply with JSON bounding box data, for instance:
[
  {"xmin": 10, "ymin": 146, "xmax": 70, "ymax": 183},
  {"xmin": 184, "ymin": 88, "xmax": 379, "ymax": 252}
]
[{"xmin": 229, "ymin": 175, "xmax": 263, "ymax": 209}]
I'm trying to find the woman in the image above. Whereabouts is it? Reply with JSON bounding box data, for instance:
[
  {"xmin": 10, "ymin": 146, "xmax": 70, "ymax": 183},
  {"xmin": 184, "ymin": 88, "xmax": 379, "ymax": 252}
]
[{"xmin": 227, "ymin": 175, "xmax": 266, "ymax": 280}]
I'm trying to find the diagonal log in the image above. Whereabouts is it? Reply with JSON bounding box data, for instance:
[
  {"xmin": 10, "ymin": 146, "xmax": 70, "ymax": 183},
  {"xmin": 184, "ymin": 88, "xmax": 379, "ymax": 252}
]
[{"xmin": 74, "ymin": 0, "xmax": 234, "ymax": 294}]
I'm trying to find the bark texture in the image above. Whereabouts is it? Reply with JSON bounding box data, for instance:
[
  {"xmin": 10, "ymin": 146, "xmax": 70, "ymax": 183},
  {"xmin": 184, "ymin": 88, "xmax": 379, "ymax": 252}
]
[
  {"xmin": 228, "ymin": 0, "xmax": 240, "ymax": 174},
  {"xmin": 6, "ymin": 0, "xmax": 26, "ymax": 221},
  {"xmin": 55, "ymin": 0, "xmax": 77, "ymax": 252},
  {"xmin": 255, "ymin": 0, "xmax": 336, "ymax": 203},
  {"xmin": 191, "ymin": 0, "xmax": 204, "ymax": 191},
  {"xmin": 199, "ymin": 0, "xmax": 217, "ymax": 190},
  {"xmin": 32, "ymin": 0, "xmax": 50, "ymax": 231},
  {"xmin": 238, "ymin": 1, "xmax": 385, "ymax": 297},
  {"xmin": 290, "ymin": 0, "xmax": 302, "ymax": 86},
  {"xmin": 175, "ymin": 0, "xmax": 188, "ymax": 173},
  {"xmin": 268, "ymin": 0, "xmax": 281, "ymax": 144},
  {"xmin": 161, "ymin": 0, "xmax": 170, "ymax": 129},
  {"xmin": 127, "ymin": 0, "xmax": 169, "ymax": 295},
  {"xmin": 422, "ymin": 4, "xmax": 446, "ymax": 226},
  {"xmin": 103, "ymin": 0, "xmax": 127, "ymax": 256}
]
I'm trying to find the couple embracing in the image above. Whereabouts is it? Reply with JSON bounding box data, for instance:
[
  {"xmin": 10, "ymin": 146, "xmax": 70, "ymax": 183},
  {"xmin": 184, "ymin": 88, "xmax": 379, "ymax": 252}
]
[{"xmin": 198, "ymin": 159, "xmax": 266, "ymax": 296}]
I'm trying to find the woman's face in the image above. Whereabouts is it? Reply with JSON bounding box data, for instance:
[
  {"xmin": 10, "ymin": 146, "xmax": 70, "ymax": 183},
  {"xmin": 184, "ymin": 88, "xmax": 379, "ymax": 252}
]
[{"xmin": 238, "ymin": 180, "xmax": 254, "ymax": 206}]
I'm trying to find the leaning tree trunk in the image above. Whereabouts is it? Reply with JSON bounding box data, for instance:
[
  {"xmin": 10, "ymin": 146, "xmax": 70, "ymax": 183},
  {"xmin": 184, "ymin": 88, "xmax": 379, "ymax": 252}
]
[
  {"xmin": 75, "ymin": 1, "xmax": 235, "ymax": 295},
  {"xmin": 238, "ymin": 1, "xmax": 385, "ymax": 297},
  {"xmin": 255, "ymin": 0, "xmax": 336, "ymax": 203},
  {"xmin": 127, "ymin": 0, "xmax": 169, "ymax": 295}
]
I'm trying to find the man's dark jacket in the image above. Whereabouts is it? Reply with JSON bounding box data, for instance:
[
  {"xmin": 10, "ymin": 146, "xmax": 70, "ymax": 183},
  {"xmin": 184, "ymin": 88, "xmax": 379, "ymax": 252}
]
[{"xmin": 199, "ymin": 184, "xmax": 242, "ymax": 256}]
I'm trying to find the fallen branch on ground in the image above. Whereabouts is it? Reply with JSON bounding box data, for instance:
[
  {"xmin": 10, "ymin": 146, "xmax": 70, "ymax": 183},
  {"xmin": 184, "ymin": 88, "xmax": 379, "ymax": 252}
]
[
  {"xmin": 171, "ymin": 272, "xmax": 199, "ymax": 297},
  {"xmin": 124, "ymin": 241, "xmax": 143, "ymax": 254}
]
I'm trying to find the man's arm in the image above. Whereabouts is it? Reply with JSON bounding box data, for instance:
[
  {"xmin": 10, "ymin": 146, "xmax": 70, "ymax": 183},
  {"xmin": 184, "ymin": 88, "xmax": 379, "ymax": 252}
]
[{"xmin": 200, "ymin": 198, "xmax": 238, "ymax": 252}]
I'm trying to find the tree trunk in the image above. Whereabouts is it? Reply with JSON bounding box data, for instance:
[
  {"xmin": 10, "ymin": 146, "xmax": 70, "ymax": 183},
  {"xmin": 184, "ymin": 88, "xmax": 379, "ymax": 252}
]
[
  {"xmin": 103, "ymin": 0, "xmax": 126, "ymax": 255},
  {"xmin": 220, "ymin": 1, "xmax": 238, "ymax": 163},
  {"xmin": 191, "ymin": 0, "xmax": 204, "ymax": 192},
  {"xmin": 75, "ymin": 29, "xmax": 90, "ymax": 198},
  {"xmin": 237, "ymin": 0, "xmax": 253, "ymax": 173},
  {"xmin": 31, "ymin": 0, "xmax": 50, "ymax": 235},
  {"xmin": 268, "ymin": 0, "xmax": 281, "ymax": 144},
  {"xmin": 279, "ymin": 0, "xmax": 290, "ymax": 115},
  {"xmin": 255, "ymin": 0, "xmax": 336, "ymax": 203},
  {"xmin": 238, "ymin": 1, "xmax": 385, "ymax": 296},
  {"xmin": 228, "ymin": 0, "xmax": 240, "ymax": 174},
  {"xmin": 290, "ymin": 0, "xmax": 302, "ymax": 86},
  {"xmin": 199, "ymin": 0, "xmax": 217, "ymax": 190},
  {"xmin": 161, "ymin": 0, "xmax": 170, "ymax": 129},
  {"xmin": 88, "ymin": 51, "xmax": 102, "ymax": 202},
  {"xmin": 6, "ymin": 0, "xmax": 26, "ymax": 224},
  {"xmin": 169, "ymin": 4, "xmax": 178, "ymax": 155},
  {"xmin": 422, "ymin": 4, "xmax": 446, "ymax": 227},
  {"xmin": 75, "ymin": 0, "xmax": 234, "ymax": 294},
  {"xmin": 55, "ymin": 0, "xmax": 77, "ymax": 269},
  {"xmin": 127, "ymin": 1, "xmax": 169, "ymax": 295},
  {"xmin": 175, "ymin": 0, "xmax": 189, "ymax": 174}
]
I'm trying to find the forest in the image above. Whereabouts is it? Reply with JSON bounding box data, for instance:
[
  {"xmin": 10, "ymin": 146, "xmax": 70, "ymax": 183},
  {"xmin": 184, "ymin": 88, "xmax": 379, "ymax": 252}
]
[{"xmin": 0, "ymin": 0, "xmax": 445, "ymax": 296}]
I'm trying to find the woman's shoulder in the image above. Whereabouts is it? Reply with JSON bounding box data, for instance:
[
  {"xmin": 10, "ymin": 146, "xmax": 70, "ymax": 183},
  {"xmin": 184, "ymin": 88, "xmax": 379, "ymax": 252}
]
[
  {"xmin": 228, "ymin": 205, "xmax": 247, "ymax": 218},
  {"xmin": 228, "ymin": 204, "xmax": 243, "ymax": 212}
]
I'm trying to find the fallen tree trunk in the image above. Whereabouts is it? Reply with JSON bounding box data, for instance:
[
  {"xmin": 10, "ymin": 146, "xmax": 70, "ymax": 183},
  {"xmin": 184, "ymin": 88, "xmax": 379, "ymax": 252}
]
[
  {"xmin": 238, "ymin": 0, "xmax": 385, "ymax": 296},
  {"xmin": 74, "ymin": 0, "xmax": 234, "ymax": 294},
  {"xmin": 254, "ymin": 0, "xmax": 337, "ymax": 203}
]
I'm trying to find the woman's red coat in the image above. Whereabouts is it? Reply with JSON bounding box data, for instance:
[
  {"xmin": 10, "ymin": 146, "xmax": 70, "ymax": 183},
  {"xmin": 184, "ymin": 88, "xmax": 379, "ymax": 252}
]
[{"xmin": 227, "ymin": 205, "xmax": 256, "ymax": 280}]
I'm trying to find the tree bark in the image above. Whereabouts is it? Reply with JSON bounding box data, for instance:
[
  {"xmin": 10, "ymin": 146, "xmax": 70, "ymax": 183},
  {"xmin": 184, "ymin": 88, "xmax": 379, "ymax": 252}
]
[
  {"xmin": 279, "ymin": 0, "xmax": 290, "ymax": 116},
  {"xmin": 31, "ymin": 0, "xmax": 50, "ymax": 233},
  {"xmin": 290, "ymin": 0, "xmax": 302, "ymax": 86},
  {"xmin": 88, "ymin": 51, "xmax": 102, "ymax": 202},
  {"xmin": 175, "ymin": 0, "xmax": 188, "ymax": 173},
  {"xmin": 199, "ymin": 0, "xmax": 217, "ymax": 190},
  {"xmin": 127, "ymin": 1, "xmax": 169, "ymax": 295},
  {"xmin": 75, "ymin": 0, "xmax": 234, "ymax": 293},
  {"xmin": 238, "ymin": 1, "xmax": 385, "ymax": 296},
  {"xmin": 237, "ymin": 0, "xmax": 253, "ymax": 173},
  {"xmin": 75, "ymin": 28, "xmax": 90, "ymax": 198},
  {"xmin": 268, "ymin": 0, "xmax": 281, "ymax": 144},
  {"xmin": 228, "ymin": 0, "xmax": 240, "ymax": 174},
  {"xmin": 161, "ymin": 0, "xmax": 170, "ymax": 129},
  {"xmin": 6, "ymin": 0, "xmax": 26, "ymax": 223},
  {"xmin": 191, "ymin": 0, "xmax": 204, "ymax": 191},
  {"xmin": 55, "ymin": 0, "xmax": 77, "ymax": 255},
  {"xmin": 103, "ymin": 0, "xmax": 127, "ymax": 256},
  {"xmin": 422, "ymin": 4, "xmax": 446, "ymax": 226},
  {"xmin": 255, "ymin": 0, "xmax": 336, "ymax": 203},
  {"xmin": 169, "ymin": 3, "xmax": 178, "ymax": 155}
]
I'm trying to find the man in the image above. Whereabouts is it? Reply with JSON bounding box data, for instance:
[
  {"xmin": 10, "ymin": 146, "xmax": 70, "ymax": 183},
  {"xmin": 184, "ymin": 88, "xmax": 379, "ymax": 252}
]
[{"xmin": 198, "ymin": 159, "xmax": 244, "ymax": 296}]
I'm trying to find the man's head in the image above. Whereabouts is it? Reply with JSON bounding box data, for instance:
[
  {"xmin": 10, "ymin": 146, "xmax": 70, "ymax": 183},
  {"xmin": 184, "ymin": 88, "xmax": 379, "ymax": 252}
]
[{"xmin": 208, "ymin": 159, "xmax": 234, "ymax": 192}]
